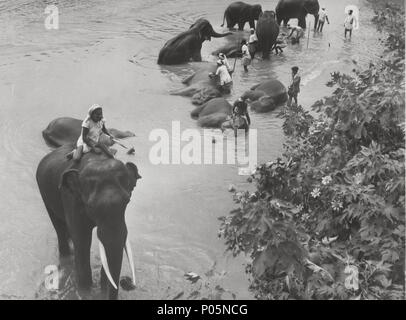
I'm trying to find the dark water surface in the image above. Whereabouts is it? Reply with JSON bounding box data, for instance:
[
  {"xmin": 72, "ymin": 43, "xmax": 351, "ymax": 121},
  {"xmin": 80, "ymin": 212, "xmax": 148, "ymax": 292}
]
[{"xmin": 0, "ymin": 0, "xmax": 384, "ymax": 299}]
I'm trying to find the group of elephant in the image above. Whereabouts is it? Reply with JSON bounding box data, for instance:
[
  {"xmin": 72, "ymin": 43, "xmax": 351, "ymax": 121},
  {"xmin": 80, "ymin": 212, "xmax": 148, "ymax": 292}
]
[
  {"xmin": 158, "ymin": 0, "xmax": 320, "ymax": 129},
  {"xmin": 34, "ymin": 0, "xmax": 321, "ymax": 301}
]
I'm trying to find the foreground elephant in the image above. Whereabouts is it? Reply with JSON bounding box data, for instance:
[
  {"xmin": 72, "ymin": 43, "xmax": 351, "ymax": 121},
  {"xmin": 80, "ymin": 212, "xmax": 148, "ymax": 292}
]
[
  {"xmin": 36, "ymin": 145, "xmax": 142, "ymax": 299},
  {"xmin": 42, "ymin": 117, "xmax": 135, "ymax": 148},
  {"xmin": 242, "ymin": 79, "xmax": 288, "ymax": 113},
  {"xmin": 170, "ymin": 63, "xmax": 225, "ymax": 105},
  {"xmin": 255, "ymin": 11, "xmax": 280, "ymax": 59},
  {"xmin": 275, "ymin": 0, "xmax": 319, "ymax": 29},
  {"xmin": 221, "ymin": 2, "xmax": 262, "ymax": 31},
  {"xmin": 158, "ymin": 19, "xmax": 231, "ymax": 65},
  {"xmin": 191, "ymin": 98, "xmax": 232, "ymax": 128}
]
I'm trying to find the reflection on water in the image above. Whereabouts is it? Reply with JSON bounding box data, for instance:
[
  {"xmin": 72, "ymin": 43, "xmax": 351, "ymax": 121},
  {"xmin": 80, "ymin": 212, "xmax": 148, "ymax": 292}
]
[{"xmin": 0, "ymin": 0, "xmax": 384, "ymax": 299}]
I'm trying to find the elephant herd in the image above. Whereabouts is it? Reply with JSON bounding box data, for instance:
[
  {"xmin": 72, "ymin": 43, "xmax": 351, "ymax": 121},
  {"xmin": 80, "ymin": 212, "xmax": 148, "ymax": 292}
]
[
  {"xmin": 158, "ymin": 0, "xmax": 320, "ymax": 129},
  {"xmin": 35, "ymin": 0, "xmax": 320, "ymax": 300}
]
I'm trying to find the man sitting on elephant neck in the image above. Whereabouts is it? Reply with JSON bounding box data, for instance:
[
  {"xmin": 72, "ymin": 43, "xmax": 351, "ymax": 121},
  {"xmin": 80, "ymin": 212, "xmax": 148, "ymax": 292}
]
[
  {"xmin": 209, "ymin": 60, "xmax": 233, "ymax": 94},
  {"xmin": 68, "ymin": 104, "xmax": 116, "ymax": 162},
  {"xmin": 232, "ymin": 97, "xmax": 251, "ymax": 126}
]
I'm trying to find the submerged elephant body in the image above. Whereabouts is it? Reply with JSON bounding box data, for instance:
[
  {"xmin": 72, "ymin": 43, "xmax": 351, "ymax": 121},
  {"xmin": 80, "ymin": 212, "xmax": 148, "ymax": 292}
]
[
  {"xmin": 221, "ymin": 2, "xmax": 262, "ymax": 31},
  {"xmin": 36, "ymin": 145, "xmax": 141, "ymax": 299},
  {"xmin": 158, "ymin": 19, "xmax": 231, "ymax": 65},
  {"xmin": 191, "ymin": 98, "xmax": 232, "ymax": 128},
  {"xmin": 42, "ymin": 117, "xmax": 135, "ymax": 148},
  {"xmin": 255, "ymin": 11, "xmax": 280, "ymax": 59},
  {"xmin": 275, "ymin": 0, "xmax": 319, "ymax": 29},
  {"xmin": 242, "ymin": 79, "xmax": 288, "ymax": 113},
  {"xmin": 170, "ymin": 64, "xmax": 225, "ymax": 105}
]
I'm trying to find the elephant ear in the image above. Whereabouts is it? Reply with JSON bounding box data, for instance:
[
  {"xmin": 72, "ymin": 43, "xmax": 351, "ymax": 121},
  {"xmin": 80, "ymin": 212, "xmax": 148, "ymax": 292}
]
[
  {"xmin": 125, "ymin": 162, "xmax": 142, "ymax": 189},
  {"xmin": 59, "ymin": 169, "xmax": 80, "ymax": 196}
]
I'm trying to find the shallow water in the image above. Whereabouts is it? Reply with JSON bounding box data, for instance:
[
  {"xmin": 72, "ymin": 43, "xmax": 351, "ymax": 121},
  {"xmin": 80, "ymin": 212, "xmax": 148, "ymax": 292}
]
[{"xmin": 0, "ymin": 0, "xmax": 384, "ymax": 299}]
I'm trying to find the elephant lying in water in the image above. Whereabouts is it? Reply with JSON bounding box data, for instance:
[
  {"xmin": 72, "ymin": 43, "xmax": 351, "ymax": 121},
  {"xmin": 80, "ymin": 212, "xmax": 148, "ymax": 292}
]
[
  {"xmin": 191, "ymin": 98, "xmax": 232, "ymax": 128},
  {"xmin": 158, "ymin": 19, "xmax": 231, "ymax": 65},
  {"xmin": 171, "ymin": 63, "xmax": 229, "ymax": 105},
  {"xmin": 242, "ymin": 79, "xmax": 288, "ymax": 112},
  {"xmin": 42, "ymin": 117, "xmax": 135, "ymax": 148},
  {"xmin": 191, "ymin": 97, "xmax": 248, "ymax": 131},
  {"xmin": 36, "ymin": 145, "xmax": 142, "ymax": 299}
]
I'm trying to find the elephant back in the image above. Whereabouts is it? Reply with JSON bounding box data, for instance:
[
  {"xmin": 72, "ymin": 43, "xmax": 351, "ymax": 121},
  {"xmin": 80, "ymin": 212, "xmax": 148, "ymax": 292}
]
[
  {"xmin": 42, "ymin": 117, "xmax": 82, "ymax": 147},
  {"xmin": 198, "ymin": 98, "xmax": 232, "ymax": 117},
  {"xmin": 255, "ymin": 79, "xmax": 287, "ymax": 102}
]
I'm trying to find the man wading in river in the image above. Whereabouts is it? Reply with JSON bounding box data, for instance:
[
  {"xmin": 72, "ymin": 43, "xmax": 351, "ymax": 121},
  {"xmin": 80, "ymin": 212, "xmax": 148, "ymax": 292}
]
[
  {"xmin": 209, "ymin": 60, "xmax": 233, "ymax": 93},
  {"xmin": 287, "ymin": 66, "xmax": 301, "ymax": 107}
]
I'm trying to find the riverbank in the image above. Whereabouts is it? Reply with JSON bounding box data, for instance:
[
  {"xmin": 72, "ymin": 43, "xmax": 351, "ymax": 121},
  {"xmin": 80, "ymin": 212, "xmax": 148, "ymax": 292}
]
[{"xmin": 219, "ymin": 0, "xmax": 405, "ymax": 300}]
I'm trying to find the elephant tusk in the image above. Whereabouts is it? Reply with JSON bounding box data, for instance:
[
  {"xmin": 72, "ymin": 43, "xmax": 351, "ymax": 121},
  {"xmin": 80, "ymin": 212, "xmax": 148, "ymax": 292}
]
[
  {"xmin": 98, "ymin": 240, "xmax": 118, "ymax": 290},
  {"xmin": 125, "ymin": 238, "xmax": 136, "ymax": 286}
]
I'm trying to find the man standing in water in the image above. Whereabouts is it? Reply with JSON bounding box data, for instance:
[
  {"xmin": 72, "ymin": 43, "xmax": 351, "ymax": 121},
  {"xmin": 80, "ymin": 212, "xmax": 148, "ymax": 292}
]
[
  {"xmin": 287, "ymin": 66, "xmax": 301, "ymax": 107},
  {"xmin": 317, "ymin": 8, "xmax": 330, "ymax": 32},
  {"xmin": 209, "ymin": 60, "xmax": 233, "ymax": 93},
  {"xmin": 248, "ymin": 28, "xmax": 258, "ymax": 59},
  {"xmin": 344, "ymin": 10, "xmax": 356, "ymax": 38}
]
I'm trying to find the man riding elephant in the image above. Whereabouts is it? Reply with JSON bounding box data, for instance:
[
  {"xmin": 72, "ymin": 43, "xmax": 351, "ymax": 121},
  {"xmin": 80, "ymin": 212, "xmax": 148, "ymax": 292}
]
[
  {"xmin": 42, "ymin": 117, "xmax": 135, "ymax": 148},
  {"xmin": 36, "ymin": 145, "xmax": 142, "ymax": 299}
]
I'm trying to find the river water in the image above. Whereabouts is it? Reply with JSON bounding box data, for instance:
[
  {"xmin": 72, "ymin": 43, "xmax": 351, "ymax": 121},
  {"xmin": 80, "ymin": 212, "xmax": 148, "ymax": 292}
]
[{"xmin": 0, "ymin": 0, "xmax": 385, "ymax": 299}]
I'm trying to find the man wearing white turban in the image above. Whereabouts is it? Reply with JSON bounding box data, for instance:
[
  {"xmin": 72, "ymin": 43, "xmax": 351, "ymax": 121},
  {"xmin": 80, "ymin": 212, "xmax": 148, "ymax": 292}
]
[{"xmin": 72, "ymin": 104, "xmax": 115, "ymax": 161}]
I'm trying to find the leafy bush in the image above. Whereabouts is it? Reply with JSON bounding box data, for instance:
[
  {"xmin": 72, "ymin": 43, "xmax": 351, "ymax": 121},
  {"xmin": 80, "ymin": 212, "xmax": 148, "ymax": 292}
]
[{"xmin": 219, "ymin": 1, "xmax": 405, "ymax": 300}]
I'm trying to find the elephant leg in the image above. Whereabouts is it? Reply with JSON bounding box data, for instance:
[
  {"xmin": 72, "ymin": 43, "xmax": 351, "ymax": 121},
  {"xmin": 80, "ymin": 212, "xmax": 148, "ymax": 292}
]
[
  {"xmin": 238, "ymin": 21, "xmax": 245, "ymax": 31},
  {"xmin": 298, "ymin": 15, "xmax": 306, "ymax": 29},
  {"xmin": 191, "ymin": 51, "xmax": 202, "ymax": 62},
  {"xmin": 226, "ymin": 17, "xmax": 234, "ymax": 29},
  {"xmin": 47, "ymin": 206, "xmax": 71, "ymax": 257},
  {"xmin": 249, "ymin": 20, "xmax": 255, "ymax": 29},
  {"xmin": 71, "ymin": 226, "xmax": 93, "ymax": 288},
  {"xmin": 283, "ymin": 18, "xmax": 289, "ymax": 26}
]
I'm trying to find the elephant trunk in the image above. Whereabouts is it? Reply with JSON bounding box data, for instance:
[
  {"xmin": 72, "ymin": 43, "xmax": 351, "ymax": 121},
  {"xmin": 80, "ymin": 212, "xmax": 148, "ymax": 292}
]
[{"xmin": 211, "ymin": 30, "xmax": 232, "ymax": 38}]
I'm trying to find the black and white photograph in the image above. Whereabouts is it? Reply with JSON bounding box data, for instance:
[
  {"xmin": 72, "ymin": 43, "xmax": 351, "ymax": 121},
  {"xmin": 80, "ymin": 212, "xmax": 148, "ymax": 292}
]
[{"xmin": 0, "ymin": 0, "xmax": 404, "ymax": 303}]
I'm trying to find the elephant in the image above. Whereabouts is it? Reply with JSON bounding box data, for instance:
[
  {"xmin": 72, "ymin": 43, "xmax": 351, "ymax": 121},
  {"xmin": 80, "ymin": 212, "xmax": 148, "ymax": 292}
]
[
  {"xmin": 242, "ymin": 79, "xmax": 288, "ymax": 113},
  {"xmin": 191, "ymin": 97, "xmax": 232, "ymax": 128},
  {"xmin": 42, "ymin": 117, "xmax": 135, "ymax": 148},
  {"xmin": 36, "ymin": 145, "xmax": 142, "ymax": 299},
  {"xmin": 170, "ymin": 63, "xmax": 226, "ymax": 105},
  {"xmin": 158, "ymin": 19, "xmax": 232, "ymax": 65},
  {"xmin": 211, "ymin": 32, "xmax": 246, "ymax": 58},
  {"xmin": 255, "ymin": 11, "xmax": 280, "ymax": 59},
  {"xmin": 221, "ymin": 2, "xmax": 262, "ymax": 31},
  {"xmin": 275, "ymin": 0, "xmax": 320, "ymax": 30}
]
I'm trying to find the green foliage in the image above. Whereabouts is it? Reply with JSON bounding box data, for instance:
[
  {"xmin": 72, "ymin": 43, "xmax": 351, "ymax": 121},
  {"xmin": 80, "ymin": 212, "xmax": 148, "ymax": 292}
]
[{"xmin": 219, "ymin": 2, "xmax": 405, "ymax": 300}]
